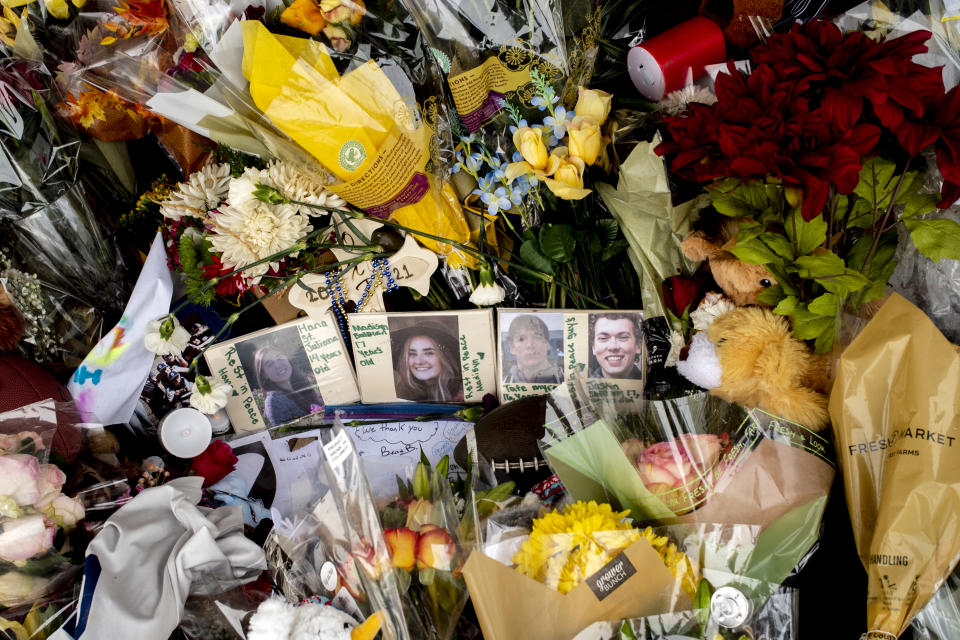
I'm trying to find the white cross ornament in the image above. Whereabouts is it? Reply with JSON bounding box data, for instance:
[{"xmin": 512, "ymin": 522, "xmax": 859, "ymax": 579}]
[{"xmin": 288, "ymin": 218, "xmax": 438, "ymax": 321}]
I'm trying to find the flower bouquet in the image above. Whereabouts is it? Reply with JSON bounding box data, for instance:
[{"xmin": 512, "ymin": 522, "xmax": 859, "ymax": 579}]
[
  {"xmin": 318, "ymin": 421, "xmax": 469, "ymax": 640},
  {"xmin": 654, "ymin": 16, "xmax": 960, "ymax": 353},
  {"xmin": 0, "ymin": 402, "xmax": 86, "ymax": 614},
  {"xmin": 538, "ymin": 372, "xmax": 835, "ymax": 601}
]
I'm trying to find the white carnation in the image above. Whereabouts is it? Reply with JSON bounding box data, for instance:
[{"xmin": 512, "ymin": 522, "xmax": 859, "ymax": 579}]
[
  {"xmin": 144, "ymin": 317, "xmax": 191, "ymax": 356},
  {"xmin": 690, "ymin": 292, "xmax": 736, "ymax": 332},
  {"xmin": 189, "ymin": 380, "xmax": 232, "ymax": 414},
  {"xmin": 469, "ymin": 282, "xmax": 506, "ymax": 306}
]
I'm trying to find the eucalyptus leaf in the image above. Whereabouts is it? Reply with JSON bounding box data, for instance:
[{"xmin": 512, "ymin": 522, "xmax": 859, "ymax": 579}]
[
  {"xmin": 904, "ymin": 217, "xmax": 960, "ymax": 262},
  {"xmin": 539, "ymin": 223, "xmax": 577, "ymax": 262},
  {"xmin": 784, "ymin": 207, "xmax": 827, "ymax": 257}
]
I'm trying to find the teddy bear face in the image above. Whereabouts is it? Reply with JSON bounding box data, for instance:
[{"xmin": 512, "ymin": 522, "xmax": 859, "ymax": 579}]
[{"xmin": 709, "ymin": 257, "xmax": 777, "ymax": 306}]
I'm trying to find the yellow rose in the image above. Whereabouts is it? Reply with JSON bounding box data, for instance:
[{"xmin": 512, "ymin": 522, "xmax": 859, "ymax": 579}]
[
  {"xmin": 567, "ymin": 116, "xmax": 602, "ymax": 166},
  {"xmin": 513, "ymin": 126, "xmax": 549, "ymax": 171},
  {"xmin": 280, "ymin": 0, "xmax": 326, "ymax": 35},
  {"xmin": 575, "ymin": 87, "xmax": 612, "ymax": 125},
  {"xmin": 44, "ymin": 0, "xmax": 69, "ymax": 19},
  {"xmin": 543, "ymin": 148, "xmax": 591, "ymax": 200}
]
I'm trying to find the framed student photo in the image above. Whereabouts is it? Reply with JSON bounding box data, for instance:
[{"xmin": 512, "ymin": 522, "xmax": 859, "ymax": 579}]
[
  {"xmin": 497, "ymin": 309, "xmax": 645, "ymax": 402},
  {"xmin": 203, "ymin": 314, "xmax": 360, "ymax": 433},
  {"xmin": 348, "ymin": 309, "xmax": 496, "ymax": 404}
]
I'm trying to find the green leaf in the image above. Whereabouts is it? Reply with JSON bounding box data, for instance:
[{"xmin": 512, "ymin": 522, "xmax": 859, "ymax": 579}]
[
  {"xmin": 846, "ymin": 232, "xmax": 898, "ymax": 309},
  {"xmin": 766, "ymin": 263, "xmax": 800, "ymax": 297},
  {"xmin": 815, "ymin": 325, "xmax": 836, "ymax": 354},
  {"xmin": 808, "ymin": 293, "xmax": 838, "ymax": 316},
  {"xmin": 791, "ymin": 306, "xmax": 835, "ymax": 340},
  {"xmin": 597, "ymin": 218, "xmax": 619, "ymax": 244},
  {"xmin": 600, "ymin": 238, "xmax": 628, "ymax": 262},
  {"xmin": 905, "ymin": 217, "xmax": 960, "ymax": 262},
  {"xmin": 538, "ymin": 223, "xmax": 576, "ymax": 262},
  {"xmin": 518, "ymin": 239, "xmax": 556, "ymax": 276},
  {"xmin": 756, "ymin": 284, "xmax": 785, "ymax": 307},
  {"xmin": 759, "ymin": 232, "xmax": 795, "ymax": 261},
  {"xmin": 901, "ymin": 191, "xmax": 939, "ymax": 220},
  {"xmin": 784, "ymin": 207, "xmax": 827, "ymax": 257},
  {"xmin": 737, "ymin": 219, "xmax": 764, "ymax": 244},
  {"xmin": 617, "ymin": 620, "xmax": 638, "ymax": 640},
  {"xmin": 846, "ymin": 198, "xmax": 875, "ymax": 229},
  {"xmin": 795, "ymin": 252, "xmax": 846, "ymax": 278},
  {"xmin": 695, "ymin": 579, "xmax": 713, "ymax": 630},
  {"xmin": 731, "ymin": 236, "xmax": 780, "ymax": 265},
  {"xmin": 708, "ymin": 180, "xmax": 774, "ymax": 217},
  {"xmin": 853, "ymin": 157, "xmax": 898, "ymax": 210},
  {"xmin": 816, "ymin": 272, "xmax": 870, "ymax": 294},
  {"xmin": 178, "ymin": 234, "xmax": 198, "ymax": 273},
  {"xmin": 773, "ymin": 295, "xmax": 798, "ymax": 315}
]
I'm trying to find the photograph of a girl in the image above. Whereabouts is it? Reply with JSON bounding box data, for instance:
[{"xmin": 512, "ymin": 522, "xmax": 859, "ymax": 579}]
[
  {"xmin": 389, "ymin": 316, "xmax": 465, "ymax": 402},
  {"xmin": 237, "ymin": 327, "xmax": 325, "ymax": 427}
]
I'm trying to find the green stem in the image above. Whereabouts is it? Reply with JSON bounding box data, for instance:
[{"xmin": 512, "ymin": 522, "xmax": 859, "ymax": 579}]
[{"xmin": 290, "ymin": 198, "xmax": 611, "ymax": 308}]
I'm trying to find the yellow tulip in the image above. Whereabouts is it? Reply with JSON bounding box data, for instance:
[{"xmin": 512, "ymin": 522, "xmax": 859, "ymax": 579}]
[
  {"xmin": 513, "ymin": 126, "xmax": 549, "ymax": 171},
  {"xmin": 43, "ymin": 0, "xmax": 69, "ymax": 19},
  {"xmin": 575, "ymin": 87, "xmax": 612, "ymax": 125},
  {"xmin": 543, "ymin": 148, "xmax": 591, "ymax": 200},
  {"xmin": 567, "ymin": 116, "xmax": 602, "ymax": 166}
]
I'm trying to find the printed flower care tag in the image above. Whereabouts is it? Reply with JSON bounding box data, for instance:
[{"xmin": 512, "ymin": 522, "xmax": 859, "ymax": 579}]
[{"xmin": 586, "ymin": 553, "xmax": 637, "ymax": 601}]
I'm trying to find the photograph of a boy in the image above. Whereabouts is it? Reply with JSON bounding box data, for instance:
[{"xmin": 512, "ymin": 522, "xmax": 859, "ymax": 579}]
[
  {"xmin": 501, "ymin": 313, "xmax": 563, "ymax": 384},
  {"xmin": 587, "ymin": 312, "xmax": 644, "ymax": 380}
]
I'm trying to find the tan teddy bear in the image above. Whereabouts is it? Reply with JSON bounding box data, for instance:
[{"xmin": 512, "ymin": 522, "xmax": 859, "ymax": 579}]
[{"xmin": 681, "ymin": 218, "xmax": 777, "ymax": 307}]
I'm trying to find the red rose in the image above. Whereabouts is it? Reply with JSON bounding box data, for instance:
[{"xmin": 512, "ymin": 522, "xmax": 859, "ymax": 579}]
[
  {"xmin": 191, "ymin": 439, "xmax": 238, "ymax": 487},
  {"xmin": 662, "ymin": 275, "xmax": 706, "ymax": 318}
]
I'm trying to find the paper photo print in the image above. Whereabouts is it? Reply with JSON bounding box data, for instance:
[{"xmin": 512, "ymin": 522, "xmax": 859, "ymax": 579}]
[
  {"xmin": 497, "ymin": 309, "xmax": 644, "ymax": 402},
  {"xmin": 204, "ymin": 315, "xmax": 360, "ymax": 432},
  {"xmin": 348, "ymin": 310, "xmax": 496, "ymax": 404}
]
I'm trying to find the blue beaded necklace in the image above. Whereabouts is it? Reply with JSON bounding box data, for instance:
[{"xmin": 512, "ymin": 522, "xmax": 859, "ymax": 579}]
[{"xmin": 325, "ymin": 256, "xmax": 398, "ymax": 343}]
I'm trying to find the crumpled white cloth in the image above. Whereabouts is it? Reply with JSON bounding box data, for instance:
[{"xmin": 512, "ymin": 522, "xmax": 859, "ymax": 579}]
[{"xmin": 51, "ymin": 476, "xmax": 266, "ymax": 640}]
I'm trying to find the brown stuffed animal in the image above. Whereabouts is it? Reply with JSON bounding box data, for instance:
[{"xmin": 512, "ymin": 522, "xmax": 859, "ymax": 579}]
[
  {"xmin": 681, "ymin": 218, "xmax": 777, "ymax": 306},
  {"xmin": 705, "ymin": 306, "xmax": 830, "ymax": 430}
]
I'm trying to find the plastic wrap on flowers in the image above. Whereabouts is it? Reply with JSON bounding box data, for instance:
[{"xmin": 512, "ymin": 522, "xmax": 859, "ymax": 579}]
[
  {"xmin": 0, "ymin": 401, "xmax": 86, "ymax": 614},
  {"xmin": 539, "ymin": 372, "xmax": 835, "ymax": 599},
  {"xmin": 398, "ymin": 0, "xmax": 569, "ymax": 136},
  {"xmin": 319, "ymin": 418, "xmax": 470, "ymax": 640}
]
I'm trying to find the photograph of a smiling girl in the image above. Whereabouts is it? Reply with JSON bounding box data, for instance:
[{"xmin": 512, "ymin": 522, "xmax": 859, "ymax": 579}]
[
  {"xmin": 236, "ymin": 327, "xmax": 325, "ymax": 427},
  {"xmin": 388, "ymin": 316, "xmax": 465, "ymax": 403}
]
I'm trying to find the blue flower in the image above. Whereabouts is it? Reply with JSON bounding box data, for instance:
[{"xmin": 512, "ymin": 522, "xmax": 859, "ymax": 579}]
[
  {"xmin": 508, "ymin": 119, "xmax": 529, "ymax": 135},
  {"xmin": 531, "ymin": 92, "xmax": 559, "ymax": 112},
  {"xmin": 481, "ymin": 186, "xmax": 513, "ymax": 215},
  {"xmin": 543, "ymin": 106, "xmax": 568, "ymax": 140}
]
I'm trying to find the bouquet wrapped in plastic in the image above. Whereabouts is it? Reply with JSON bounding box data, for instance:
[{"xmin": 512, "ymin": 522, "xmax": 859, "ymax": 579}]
[
  {"xmin": 318, "ymin": 419, "xmax": 470, "ymax": 640},
  {"xmin": 0, "ymin": 402, "xmax": 86, "ymax": 614},
  {"xmin": 539, "ymin": 372, "xmax": 835, "ymax": 603}
]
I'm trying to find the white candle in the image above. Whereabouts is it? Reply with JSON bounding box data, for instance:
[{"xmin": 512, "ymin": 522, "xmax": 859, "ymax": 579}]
[
  {"xmin": 160, "ymin": 408, "xmax": 212, "ymax": 458},
  {"xmin": 208, "ymin": 408, "xmax": 231, "ymax": 435}
]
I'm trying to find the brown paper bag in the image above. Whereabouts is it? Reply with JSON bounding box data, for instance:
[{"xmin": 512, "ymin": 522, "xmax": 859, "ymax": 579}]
[
  {"xmin": 463, "ymin": 535, "xmax": 690, "ymax": 640},
  {"xmin": 829, "ymin": 293, "xmax": 960, "ymax": 638}
]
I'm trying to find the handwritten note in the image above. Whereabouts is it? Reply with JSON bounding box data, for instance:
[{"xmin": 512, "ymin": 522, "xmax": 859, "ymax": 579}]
[{"xmin": 345, "ymin": 420, "xmax": 473, "ymax": 500}]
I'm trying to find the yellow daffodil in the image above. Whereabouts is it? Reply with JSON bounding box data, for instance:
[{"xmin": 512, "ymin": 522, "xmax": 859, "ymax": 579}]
[
  {"xmin": 541, "ymin": 147, "xmax": 591, "ymax": 200},
  {"xmin": 575, "ymin": 87, "xmax": 613, "ymax": 125},
  {"xmin": 567, "ymin": 115, "xmax": 603, "ymax": 166},
  {"xmin": 0, "ymin": 7, "xmax": 21, "ymax": 48}
]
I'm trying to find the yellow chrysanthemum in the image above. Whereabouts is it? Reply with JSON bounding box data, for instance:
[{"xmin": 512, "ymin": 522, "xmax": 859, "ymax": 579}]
[
  {"xmin": 512, "ymin": 502, "xmax": 701, "ymax": 598},
  {"xmin": 513, "ymin": 501, "xmax": 639, "ymax": 594},
  {"xmin": 639, "ymin": 526, "xmax": 700, "ymax": 601}
]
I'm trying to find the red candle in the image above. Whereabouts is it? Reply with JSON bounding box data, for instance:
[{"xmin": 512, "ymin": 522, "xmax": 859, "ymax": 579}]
[{"xmin": 628, "ymin": 17, "xmax": 727, "ymax": 101}]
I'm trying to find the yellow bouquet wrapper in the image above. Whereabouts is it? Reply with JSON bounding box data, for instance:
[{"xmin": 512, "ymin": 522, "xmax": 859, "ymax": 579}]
[
  {"xmin": 241, "ymin": 22, "xmax": 474, "ymax": 266},
  {"xmin": 830, "ymin": 293, "xmax": 960, "ymax": 638}
]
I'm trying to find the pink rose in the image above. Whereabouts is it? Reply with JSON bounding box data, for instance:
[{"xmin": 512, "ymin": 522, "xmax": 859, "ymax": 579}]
[
  {"xmin": 0, "ymin": 455, "xmax": 41, "ymax": 506},
  {"xmin": 36, "ymin": 464, "xmax": 67, "ymax": 502},
  {"xmin": 41, "ymin": 494, "xmax": 86, "ymax": 529},
  {"xmin": 0, "ymin": 514, "xmax": 56, "ymax": 562},
  {"xmin": 636, "ymin": 434, "xmax": 728, "ymax": 512},
  {"xmin": 0, "ymin": 432, "xmax": 45, "ymax": 454}
]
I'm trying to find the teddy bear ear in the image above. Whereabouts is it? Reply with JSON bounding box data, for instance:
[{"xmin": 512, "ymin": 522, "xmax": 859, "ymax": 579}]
[{"xmin": 681, "ymin": 231, "xmax": 723, "ymax": 261}]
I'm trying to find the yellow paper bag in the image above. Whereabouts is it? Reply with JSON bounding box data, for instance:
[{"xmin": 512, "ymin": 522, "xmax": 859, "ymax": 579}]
[
  {"xmin": 241, "ymin": 22, "xmax": 474, "ymax": 266},
  {"xmin": 829, "ymin": 293, "xmax": 960, "ymax": 639}
]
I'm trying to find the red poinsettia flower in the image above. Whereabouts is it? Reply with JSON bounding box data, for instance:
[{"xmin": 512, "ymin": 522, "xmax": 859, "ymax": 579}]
[{"xmin": 191, "ymin": 439, "xmax": 238, "ymax": 487}]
